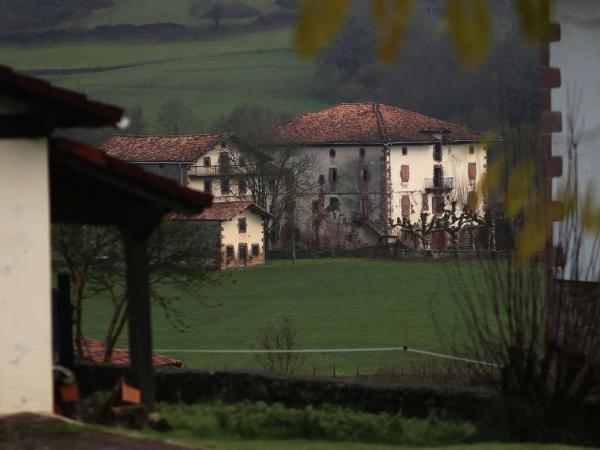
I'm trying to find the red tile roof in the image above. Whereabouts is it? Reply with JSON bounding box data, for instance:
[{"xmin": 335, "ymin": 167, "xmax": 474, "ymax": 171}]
[
  {"xmin": 265, "ymin": 102, "xmax": 484, "ymax": 145},
  {"xmin": 52, "ymin": 138, "xmax": 213, "ymax": 215},
  {"xmin": 101, "ymin": 134, "xmax": 226, "ymax": 163},
  {"xmin": 183, "ymin": 201, "xmax": 271, "ymax": 221},
  {"xmin": 0, "ymin": 64, "xmax": 123, "ymax": 128},
  {"xmin": 76, "ymin": 338, "xmax": 182, "ymax": 368}
]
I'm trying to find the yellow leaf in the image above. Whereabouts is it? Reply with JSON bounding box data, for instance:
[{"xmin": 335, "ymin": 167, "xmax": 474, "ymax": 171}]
[
  {"xmin": 581, "ymin": 187, "xmax": 600, "ymax": 234},
  {"xmin": 513, "ymin": 0, "xmax": 550, "ymax": 44},
  {"xmin": 475, "ymin": 155, "xmax": 504, "ymax": 200},
  {"xmin": 515, "ymin": 208, "xmax": 548, "ymax": 261},
  {"xmin": 446, "ymin": 0, "xmax": 491, "ymax": 68},
  {"xmin": 375, "ymin": 0, "xmax": 414, "ymax": 66},
  {"xmin": 293, "ymin": 0, "xmax": 352, "ymax": 58},
  {"xmin": 505, "ymin": 161, "xmax": 535, "ymax": 218}
]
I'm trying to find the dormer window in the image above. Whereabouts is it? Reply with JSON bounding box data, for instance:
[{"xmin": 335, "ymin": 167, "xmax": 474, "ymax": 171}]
[{"xmin": 203, "ymin": 157, "xmax": 211, "ymax": 167}]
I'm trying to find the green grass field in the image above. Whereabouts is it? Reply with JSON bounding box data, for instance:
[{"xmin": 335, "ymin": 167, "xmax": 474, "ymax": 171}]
[
  {"xmin": 0, "ymin": 28, "xmax": 324, "ymax": 128},
  {"xmin": 83, "ymin": 259, "xmax": 486, "ymax": 374}
]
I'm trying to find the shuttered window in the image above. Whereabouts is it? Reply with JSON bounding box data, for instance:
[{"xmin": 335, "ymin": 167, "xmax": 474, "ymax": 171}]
[
  {"xmin": 468, "ymin": 162, "xmax": 477, "ymax": 181},
  {"xmin": 401, "ymin": 195, "xmax": 411, "ymax": 218},
  {"xmin": 400, "ymin": 165, "xmax": 410, "ymax": 183}
]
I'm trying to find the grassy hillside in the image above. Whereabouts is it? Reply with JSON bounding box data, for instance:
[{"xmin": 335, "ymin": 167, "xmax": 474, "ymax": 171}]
[
  {"xmin": 62, "ymin": 0, "xmax": 281, "ymax": 28},
  {"xmin": 0, "ymin": 28, "xmax": 324, "ymax": 129},
  {"xmin": 83, "ymin": 259, "xmax": 486, "ymax": 374}
]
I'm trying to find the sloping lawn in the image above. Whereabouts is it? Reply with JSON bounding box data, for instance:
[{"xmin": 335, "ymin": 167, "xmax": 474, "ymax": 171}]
[{"xmin": 83, "ymin": 259, "xmax": 485, "ymax": 374}]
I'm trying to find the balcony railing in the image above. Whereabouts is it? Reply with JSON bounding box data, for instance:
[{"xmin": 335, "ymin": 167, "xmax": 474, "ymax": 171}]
[
  {"xmin": 188, "ymin": 165, "xmax": 222, "ymax": 177},
  {"xmin": 423, "ymin": 177, "xmax": 454, "ymax": 191}
]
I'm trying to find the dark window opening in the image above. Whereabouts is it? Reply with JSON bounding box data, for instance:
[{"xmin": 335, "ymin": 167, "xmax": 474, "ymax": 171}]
[
  {"xmin": 359, "ymin": 147, "xmax": 366, "ymax": 158},
  {"xmin": 219, "ymin": 152, "xmax": 230, "ymax": 168},
  {"xmin": 318, "ymin": 174, "xmax": 325, "ymax": 185},
  {"xmin": 221, "ymin": 178, "xmax": 230, "ymax": 193},
  {"xmin": 251, "ymin": 244, "xmax": 260, "ymax": 256},
  {"xmin": 238, "ymin": 179, "xmax": 247, "ymax": 195},
  {"xmin": 329, "ymin": 168, "xmax": 337, "ymax": 183},
  {"xmin": 469, "ymin": 145, "xmax": 475, "ymax": 154},
  {"xmin": 329, "ymin": 148, "xmax": 336, "ymax": 158},
  {"xmin": 360, "ymin": 196, "xmax": 369, "ymax": 219},
  {"xmin": 433, "ymin": 166, "xmax": 443, "ymax": 187},
  {"xmin": 360, "ymin": 168, "xmax": 368, "ymax": 181},
  {"xmin": 238, "ymin": 218, "xmax": 247, "ymax": 233},
  {"xmin": 434, "ymin": 142, "xmax": 442, "ymax": 162},
  {"xmin": 402, "ymin": 147, "xmax": 408, "ymax": 156},
  {"xmin": 329, "ymin": 197, "xmax": 339, "ymax": 211},
  {"xmin": 226, "ymin": 245, "xmax": 234, "ymax": 258},
  {"xmin": 203, "ymin": 157, "xmax": 211, "ymax": 167},
  {"xmin": 433, "ymin": 195, "xmax": 444, "ymax": 214},
  {"xmin": 158, "ymin": 163, "xmax": 165, "ymax": 169},
  {"xmin": 422, "ymin": 193, "xmax": 429, "ymax": 211},
  {"xmin": 204, "ymin": 180, "xmax": 212, "ymax": 193}
]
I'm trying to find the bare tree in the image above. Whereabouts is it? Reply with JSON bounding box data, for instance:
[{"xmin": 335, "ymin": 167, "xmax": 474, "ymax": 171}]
[
  {"xmin": 189, "ymin": 0, "xmax": 259, "ymax": 30},
  {"xmin": 256, "ymin": 316, "xmax": 304, "ymax": 373},
  {"xmin": 52, "ymin": 220, "xmax": 215, "ymax": 361},
  {"xmin": 156, "ymin": 98, "xmax": 199, "ymax": 135}
]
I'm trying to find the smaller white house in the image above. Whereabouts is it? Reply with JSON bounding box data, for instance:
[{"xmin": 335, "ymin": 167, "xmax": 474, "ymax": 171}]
[{"xmin": 187, "ymin": 201, "xmax": 271, "ymax": 269}]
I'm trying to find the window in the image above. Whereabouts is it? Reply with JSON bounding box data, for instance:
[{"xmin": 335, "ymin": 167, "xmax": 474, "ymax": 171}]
[
  {"xmin": 433, "ymin": 166, "xmax": 443, "ymax": 187},
  {"xmin": 318, "ymin": 174, "xmax": 325, "ymax": 185},
  {"xmin": 238, "ymin": 179, "xmax": 247, "ymax": 195},
  {"xmin": 468, "ymin": 162, "xmax": 477, "ymax": 181},
  {"xmin": 359, "ymin": 196, "xmax": 369, "ymax": 219},
  {"xmin": 204, "ymin": 180, "xmax": 212, "ymax": 193},
  {"xmin": 400, "ymin": 165, "xmax": 410, "ymax": 183},
  {"xmin": 401, "ymin": 195, "xmax": 411, "ymax": 218},
  {"xmin": 329, "ymin": 148, "xmax": 336, "ymax": 158},
  {"xmin": 226, "ymin": 245, "xmax": 234, "ymax": 258},
  {"xmin": 221, "ymin": 177, "xmax": 230, "ymax": 194},
  {"xmin": 402, "ymin": 146, "xmax": 408, "ymax": 156},
  {"xmin": 432, "ymin": 195, "xmax": 444, "ymax": 214},
  {"xmin": 469, "ymin": 145, "xmax": 475, "ymax": 154},
  {"xmin": 360, "ymin": 168, "xmax": 368, "ymax": 181},
  {"xmin": 238, "ymin": 218, "xmax": 247, "ymax": 233},
  {"xmin": 422, "ymin": 193, "xmax": 429, "ymax": 211},
  {"xmin": 359, "ymin": 147, "xmax": 366, "ymax": 159},
  {"xmin": 434, "ymin": 142, "xmax": 442, "ymax": 162},
  {"xmin": 203, "ymin": 157, "xmax": 211, "ymax": 167},
  {"xmin": 329, "ymin": 197, "xmax": 339, "ymax": 211},
  {"xmin": 158, "ymin": 163, "xmax": 165, "ymax": 169},
  {"xmin": 329, "ymin": 168, "xmax": 337, "ymax": 183},
  {"xmin": 251, "ymin": 244, "xmax": 260, "ymax": 257}
]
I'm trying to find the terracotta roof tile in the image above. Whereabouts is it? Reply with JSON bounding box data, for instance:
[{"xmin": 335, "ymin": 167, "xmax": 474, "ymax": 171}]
[
  {"xmin": 52, "ymin": 138, "xmax": 213, "ymax": 213},
  {"xmin": 101, "ymin": 134, "xmax": 225, "ymax": 163},
  {"xmin": 266, "ymin": 102, "xmax": 484, "ymax": 145},
  {"xmin": 181, "ymin": 201, "xmax": 271, "ymax": 221},
  {"xmin": 75, "ymin": 337, "xmax": 182, "ymax": 368}
]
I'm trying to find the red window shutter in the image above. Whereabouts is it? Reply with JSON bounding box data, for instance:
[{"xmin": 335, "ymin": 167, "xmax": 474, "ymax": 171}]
[
  {"xmin": 401, "ymin": 195, "xmax": 411, "ymax": 218},
  {"xmin": 401, "ymin": 165, "xmax": 409, "ymax": 183},
  {"xmin": 468, "ymin": 162, "xmax": 477, "ymax": 181}
]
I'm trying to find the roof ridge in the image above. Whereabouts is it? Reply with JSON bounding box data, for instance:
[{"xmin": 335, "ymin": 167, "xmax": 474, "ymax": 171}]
[{"xmin": 109, "ymin": 133, "xmax": 223, "ymax": 138}]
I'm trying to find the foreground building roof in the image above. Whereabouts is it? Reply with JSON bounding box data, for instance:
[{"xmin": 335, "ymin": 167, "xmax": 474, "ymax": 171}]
[
  {"xmin": 185, "ymin": 201, "xmax": 271, "ymax": 221},
  {"xmin": 101, "ymin": 134, "xmax": 228, "ymax": 163},
  {"xmin": 266, "ymin": 102, "xmax": 484, "ymax": 145},
  {"xmin": 0, "ymin": 64, "xmax": 124, "ymax": 129},
  {"xmin": 76, "ymin": 337, "xmax": 182, "ymax": 368}
]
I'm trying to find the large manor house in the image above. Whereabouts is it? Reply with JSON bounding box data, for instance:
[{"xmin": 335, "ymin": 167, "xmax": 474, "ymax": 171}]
[{"xmin": 103, "ymin": 102, "xmax": 487, "ymax": 252}]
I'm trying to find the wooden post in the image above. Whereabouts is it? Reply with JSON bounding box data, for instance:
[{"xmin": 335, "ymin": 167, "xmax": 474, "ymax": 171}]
[{"xmin": 122, "ymin": 226, "xmax": 155, "ymax": 412}]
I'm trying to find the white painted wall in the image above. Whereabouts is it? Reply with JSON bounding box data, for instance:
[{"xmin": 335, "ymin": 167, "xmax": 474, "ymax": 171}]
[
  {"xmin": 389, "ymin": 143, "xmax": 486, "ymax": 224},
  {"xmin": 220, "ymin": 210, "xmax": 265, "ymax": 267},
  {"xmin": 551, "ymin": 0, "xmax": 600, "ymax": 282},
  {"xmin": 0, "ymin": 138, "xmax": 53, "ymax": 414}
]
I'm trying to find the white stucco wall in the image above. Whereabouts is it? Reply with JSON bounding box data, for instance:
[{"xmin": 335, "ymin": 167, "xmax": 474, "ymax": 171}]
[
  {"xmin": 550, "ymin": 1, "xmax": 600, "ymax": 282},
  {"xmin": 220, "ymin": 210, "xmax": 265, "ymax": 268},
  {"xmin": 0, "ymin": 138, "xmax": 53, "ymax": 414},
  {"xmin": 389, "ymin": 143, "xmax": 486, "ymax": 224}
]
